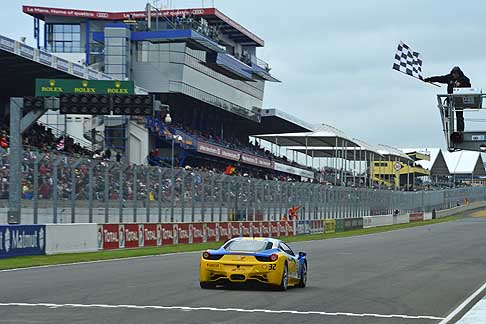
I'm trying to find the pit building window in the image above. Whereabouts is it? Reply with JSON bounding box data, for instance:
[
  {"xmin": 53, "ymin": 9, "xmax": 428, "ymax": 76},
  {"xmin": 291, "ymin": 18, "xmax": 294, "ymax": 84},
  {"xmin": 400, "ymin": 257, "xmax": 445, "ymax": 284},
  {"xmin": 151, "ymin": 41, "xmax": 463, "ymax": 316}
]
[{"xmin": 46, "ymin": 24, "xmax": 81, "ymax": 53}]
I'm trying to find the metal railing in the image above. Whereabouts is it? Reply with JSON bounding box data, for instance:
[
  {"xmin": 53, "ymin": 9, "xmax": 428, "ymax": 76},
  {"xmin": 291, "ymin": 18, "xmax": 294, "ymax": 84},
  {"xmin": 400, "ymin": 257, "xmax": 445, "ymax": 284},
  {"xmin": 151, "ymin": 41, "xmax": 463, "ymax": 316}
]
[{"xmin": 0, "ymin": 150, "xmax": 484, "ymax": 225}]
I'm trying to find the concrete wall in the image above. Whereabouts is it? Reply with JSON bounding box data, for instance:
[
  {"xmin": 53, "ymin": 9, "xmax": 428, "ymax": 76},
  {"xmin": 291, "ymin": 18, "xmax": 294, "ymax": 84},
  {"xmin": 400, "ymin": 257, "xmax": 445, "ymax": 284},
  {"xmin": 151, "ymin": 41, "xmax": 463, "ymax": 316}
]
[
  {"xmin": 363, "ymin": 214, "xmax": 409, "ymax": 228},
  {"xmin": 436, "ymin": 201, "xmax": 486, "ymax": 218},
  {"xmin": 45, "ymin": 224, "xmax": 98, "ymax": 255}
]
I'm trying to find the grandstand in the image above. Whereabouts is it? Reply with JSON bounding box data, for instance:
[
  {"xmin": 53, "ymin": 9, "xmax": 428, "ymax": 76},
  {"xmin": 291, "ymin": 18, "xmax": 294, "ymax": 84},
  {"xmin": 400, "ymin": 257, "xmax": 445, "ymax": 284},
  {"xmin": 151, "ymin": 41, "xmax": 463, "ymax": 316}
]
[{"xmin": 19, "ymin": 5, "xmax": 317, "ymax": 181}]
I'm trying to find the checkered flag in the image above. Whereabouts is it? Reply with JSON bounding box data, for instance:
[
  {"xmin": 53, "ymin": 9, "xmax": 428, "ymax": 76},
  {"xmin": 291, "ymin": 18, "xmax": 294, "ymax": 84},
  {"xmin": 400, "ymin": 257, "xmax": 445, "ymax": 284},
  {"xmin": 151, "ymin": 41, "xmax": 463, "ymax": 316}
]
[{"xmin": 393, "ymin": 41, "xmax": 423, "ymax": 80}]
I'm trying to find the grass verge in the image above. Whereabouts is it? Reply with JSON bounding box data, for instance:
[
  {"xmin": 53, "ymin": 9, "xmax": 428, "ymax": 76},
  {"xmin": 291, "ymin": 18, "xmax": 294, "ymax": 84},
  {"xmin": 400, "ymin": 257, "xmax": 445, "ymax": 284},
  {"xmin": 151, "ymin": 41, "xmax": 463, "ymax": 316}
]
[{"xmin": 0, "ymin": 215, "xmax": 463, "ymax": 270}]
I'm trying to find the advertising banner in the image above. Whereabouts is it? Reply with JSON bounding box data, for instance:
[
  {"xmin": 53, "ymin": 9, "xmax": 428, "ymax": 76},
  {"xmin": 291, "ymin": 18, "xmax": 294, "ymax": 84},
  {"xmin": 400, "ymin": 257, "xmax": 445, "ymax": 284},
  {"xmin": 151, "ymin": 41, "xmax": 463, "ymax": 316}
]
[
  {"xmin": 250, "ymin": 222, "xmax": 262, "ymax": 237},
  {"xmin": 124, "ymin": 224, "xmax": 140, "ymax": 249},
  {"xmin": 218, "ymin": 223, "xmax": 231, "ymax": 242},
  {"xmin": 177, "ymin": 223, "xmax": 191, "ymax": 244},
  {"xmin": 240, "ymin": 222, "xmax": 250, "ymax": 237},
  {"xmin": 230, "ymin": 222, "xmax": 240, "ymax": 238},
  {"xmin": 145, "ymin": 119, "xmax": 196, "ymax": 150},
  {"xmin": 143, "ymin": 224, "xmax": 158, "ymax": 247},
  {"xmin": 278, "ymin": 221, "xmax": 287, "ymax": 237},
  {"xmin": 351, "ymin": 218, "xmax": 364, "ymax": 230},
  {"xmin": 269, "ymin": 221, "xmax": 279, "ymax": 238},
  {"xmin": 100, "ymin": 224, "xmax": 121, "ymax": 250},
  {"xmin": 344, "ymin": 219, "xmax": 353, "ymax": 231},
  {"xmin": 286, "ymin": 221, "xmax": 295, "ymax": 237},
  {"xmin": 274, "ymin": 162, "xmax": 315, "ymax": 179},
  {"xmin": 0, "ymin": 225, "xmax": 46, "ymax": 259},
  {"xmin": 35, "ymin": 78, "xmax": 135, "ymax": 97},
  {"xmin": 206, "ymin": 223, "xmax": 218, "ymax": 242},
  {"xmin": 261, "ymin": 222, "xmax": 270, "ymax": 237},
  {"xmin": 192, "ymin": 223, "xmax": 204, "ymax": 244},
  {"xmin": 161, "ymin": 224, "xmax": 175, "ymax": 246},
  {"xmin": 23, "ymin": 6, "xmax": 216, "ymax": 22},
  {"xmin": 324, "ymin": 219, "xmax": 336, "ymax": 233},
  {"xmin": 296, "ymin": 220, "xmax": 310, "ymax": 235},
  {"xmin": 409, "ymin": 212, "xmax": 424, "ymax": 222},
  {"xmin": 309, "ymin": 220, "xmax": 324, "ymax": 234},
  {"xmin": 197, "ymin": 142, "xmax": 273, "ymax": 170},
  {"xmin": 335, "ymin": 219, "xmax": 345, "ymax": 232}
]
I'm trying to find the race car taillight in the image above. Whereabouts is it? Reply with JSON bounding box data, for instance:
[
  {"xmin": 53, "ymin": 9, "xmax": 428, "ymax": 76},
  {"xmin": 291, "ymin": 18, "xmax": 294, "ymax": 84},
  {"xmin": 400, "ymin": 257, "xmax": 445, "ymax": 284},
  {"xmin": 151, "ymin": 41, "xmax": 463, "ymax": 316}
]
[
  {"xmin": 202, "ymin": 251, "xmax": 223, "ymax": 260},
  {"xmin": 256, "ymin": 254, "xmax": 279, "ymax": 262}
]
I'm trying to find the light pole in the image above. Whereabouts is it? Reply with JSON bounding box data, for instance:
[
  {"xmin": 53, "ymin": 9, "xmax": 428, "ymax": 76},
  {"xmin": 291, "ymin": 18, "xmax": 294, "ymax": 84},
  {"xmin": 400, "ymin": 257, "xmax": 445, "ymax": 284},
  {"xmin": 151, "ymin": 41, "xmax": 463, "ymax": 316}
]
[{"xmin": 171, "ymin": 134, "xmax": 183, "ymax": 170}]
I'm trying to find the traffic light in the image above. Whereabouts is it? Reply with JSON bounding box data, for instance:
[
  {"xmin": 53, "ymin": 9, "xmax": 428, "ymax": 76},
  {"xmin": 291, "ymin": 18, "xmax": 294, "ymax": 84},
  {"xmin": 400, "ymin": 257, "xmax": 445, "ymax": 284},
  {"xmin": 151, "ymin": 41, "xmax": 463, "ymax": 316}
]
[
  {"xmin": 23, "ymin": 97, "xmax": 45, "ymax": 113},
  {"xmin": 60, "ymin": 94, "xmax": 110, "ymax": 115},
  {"xmin": 112, "ymin": 95, "xmax": 153, "ymax": 115}
]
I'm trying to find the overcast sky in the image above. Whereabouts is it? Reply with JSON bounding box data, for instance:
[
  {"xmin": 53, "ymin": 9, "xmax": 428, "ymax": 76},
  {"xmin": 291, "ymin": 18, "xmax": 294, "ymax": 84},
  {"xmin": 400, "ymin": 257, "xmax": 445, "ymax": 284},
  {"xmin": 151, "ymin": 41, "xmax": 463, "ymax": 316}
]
[{"xmin": 3, "ymin": 0, "xmax": 486, "ymax": 150}]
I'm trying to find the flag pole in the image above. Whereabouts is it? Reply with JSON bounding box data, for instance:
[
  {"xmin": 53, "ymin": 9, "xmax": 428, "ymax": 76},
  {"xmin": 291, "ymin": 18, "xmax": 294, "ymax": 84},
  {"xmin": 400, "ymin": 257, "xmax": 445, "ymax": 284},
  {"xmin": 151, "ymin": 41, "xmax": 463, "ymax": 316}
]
[{"xmin": 393, "ymin": 68, "xmax": 441, "ymax": 87}]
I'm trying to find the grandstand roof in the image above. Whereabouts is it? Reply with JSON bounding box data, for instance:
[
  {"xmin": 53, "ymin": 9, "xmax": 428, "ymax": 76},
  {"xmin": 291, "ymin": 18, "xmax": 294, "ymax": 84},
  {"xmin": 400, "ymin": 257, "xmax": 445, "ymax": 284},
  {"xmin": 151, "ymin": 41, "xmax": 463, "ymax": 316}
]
[
  {"xmin": 245, "ymin": 108, "xmax": 315, "ymax": 135},
  {"xmin": 23, "ymin": 5, "xmax": 264, "ymax": 47},
  {"xmin": 0, "ymin": 34, "xmax": 147, "ymax": 97},
  {"xmin": 287, "ymin": 138, "xmax": 383, "ymax": 161},
  {"xmin": 253, "ymin": 124, "xmax": 359, "ymax": 148},
  {"xmin": 0, "ymin": 38, "xmax": 72, "ymax": 97},
  {"xmin": 376, "ymin": 144, "xmax": 414, "ymax": 163}
]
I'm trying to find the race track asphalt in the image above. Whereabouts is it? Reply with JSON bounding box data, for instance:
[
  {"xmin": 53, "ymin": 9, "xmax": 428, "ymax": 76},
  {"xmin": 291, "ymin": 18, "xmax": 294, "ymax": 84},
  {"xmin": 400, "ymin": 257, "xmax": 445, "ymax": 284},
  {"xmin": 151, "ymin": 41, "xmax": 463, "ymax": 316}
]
[{"xmin": 0, "ymin": 216, "xmax": 485, "ymax": 324}]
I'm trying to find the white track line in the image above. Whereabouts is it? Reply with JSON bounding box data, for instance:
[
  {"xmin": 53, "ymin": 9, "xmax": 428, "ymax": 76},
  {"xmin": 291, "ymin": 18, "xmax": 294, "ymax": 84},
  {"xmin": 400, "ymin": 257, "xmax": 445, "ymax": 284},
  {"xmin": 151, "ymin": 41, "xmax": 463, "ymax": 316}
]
[
  {"xmin": 0, "ymin": 302, "xmax": 445, "ymax": 320},
  {"xmin": 0, "ymin": 250, "xmax": 201, "ymax": 273},
  {"xmin": 438, "ymin": 281, "xmax": 486, "ymax": 324}
]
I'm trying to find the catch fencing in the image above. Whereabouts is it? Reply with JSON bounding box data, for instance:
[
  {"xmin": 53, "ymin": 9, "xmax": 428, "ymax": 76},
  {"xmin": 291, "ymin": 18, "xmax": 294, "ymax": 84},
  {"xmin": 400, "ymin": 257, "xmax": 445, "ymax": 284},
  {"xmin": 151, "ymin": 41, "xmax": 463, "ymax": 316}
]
[{"xmin": 0, "ymin": 151, "xmax": 485, "ymax": 224}]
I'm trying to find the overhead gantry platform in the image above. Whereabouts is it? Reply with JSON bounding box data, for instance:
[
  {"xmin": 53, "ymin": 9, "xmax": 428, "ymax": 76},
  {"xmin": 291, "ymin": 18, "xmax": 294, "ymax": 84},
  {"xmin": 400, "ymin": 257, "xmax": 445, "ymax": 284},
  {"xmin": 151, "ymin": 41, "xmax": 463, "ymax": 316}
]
[{"xmin": 437, "ymin": 88, "xmax": 486, "ymax": 152}]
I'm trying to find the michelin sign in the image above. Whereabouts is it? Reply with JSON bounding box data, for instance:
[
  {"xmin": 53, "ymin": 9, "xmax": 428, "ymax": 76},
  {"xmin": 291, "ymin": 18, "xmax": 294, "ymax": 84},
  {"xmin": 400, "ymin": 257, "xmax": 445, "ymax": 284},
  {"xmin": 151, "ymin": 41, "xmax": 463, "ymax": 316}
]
[{"xmin": 0, "ymin": 225, "xmax": 46, "ymax": 258}]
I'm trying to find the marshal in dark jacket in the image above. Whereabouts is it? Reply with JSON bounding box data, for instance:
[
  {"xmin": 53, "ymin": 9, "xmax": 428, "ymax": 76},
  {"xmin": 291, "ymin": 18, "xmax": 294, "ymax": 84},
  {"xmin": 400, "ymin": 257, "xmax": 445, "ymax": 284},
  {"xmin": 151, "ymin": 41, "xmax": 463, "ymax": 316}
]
[{"xmin": 424, "ymin": 66, "xmax": 471, "ymax": 131}]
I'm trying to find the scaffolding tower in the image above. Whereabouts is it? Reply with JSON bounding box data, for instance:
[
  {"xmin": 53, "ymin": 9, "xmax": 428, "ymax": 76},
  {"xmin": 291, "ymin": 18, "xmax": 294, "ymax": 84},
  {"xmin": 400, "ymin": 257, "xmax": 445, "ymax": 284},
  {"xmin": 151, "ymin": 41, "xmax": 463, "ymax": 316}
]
[{"xmin": 437, "ymin": 88, "xmax": 486, "ymax": 152}]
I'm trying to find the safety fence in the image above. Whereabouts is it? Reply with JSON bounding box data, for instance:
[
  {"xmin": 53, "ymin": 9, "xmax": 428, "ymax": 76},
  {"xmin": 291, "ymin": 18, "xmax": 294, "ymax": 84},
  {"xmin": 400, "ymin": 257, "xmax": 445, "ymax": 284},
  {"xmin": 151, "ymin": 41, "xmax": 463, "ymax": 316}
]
[
  {"xmin": 0, "ymin": 206, "xmax": 464, "ymax": 259},
  {"xmin": 1, "ymin": 151, "xmax": 485, "ymax": 224}
]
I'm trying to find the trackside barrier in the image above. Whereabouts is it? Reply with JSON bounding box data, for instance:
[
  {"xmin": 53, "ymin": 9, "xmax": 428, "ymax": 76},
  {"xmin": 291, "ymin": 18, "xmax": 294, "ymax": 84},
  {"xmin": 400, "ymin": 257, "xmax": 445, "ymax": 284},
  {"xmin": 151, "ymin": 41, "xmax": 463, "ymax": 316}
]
[
  {"xmin": 98, "ymin": 221, "xmax": 295, "ymax": 250},
  {"xmin": 364, "ymin": 215, "xmax": 393, "ymax": 228},
  {"xmin": 45, "ymin": 224, "xmax": 98, "ymax": 255},
  {"xmin": 363, "ymin": 214, "xmax": 410, "ymax": 228},
  {"xmin": 0, "ymin": 225, "xmax": 46, "ymax": 259},
  {"xmin": 436, "ymin": 200, "xmax": 486, "ymax": 218},
  {"xmin": 3, "ymin": 200, "xmax": 483, "ymax": 258}
]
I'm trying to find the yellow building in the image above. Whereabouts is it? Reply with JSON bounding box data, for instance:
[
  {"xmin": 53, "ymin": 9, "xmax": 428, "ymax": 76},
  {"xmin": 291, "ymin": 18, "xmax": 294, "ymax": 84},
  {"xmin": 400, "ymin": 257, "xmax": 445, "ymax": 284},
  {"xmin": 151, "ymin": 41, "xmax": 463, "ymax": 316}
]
[{"xmin": 372, "ymin": 147, "xmax": 430, "ymax": 189}]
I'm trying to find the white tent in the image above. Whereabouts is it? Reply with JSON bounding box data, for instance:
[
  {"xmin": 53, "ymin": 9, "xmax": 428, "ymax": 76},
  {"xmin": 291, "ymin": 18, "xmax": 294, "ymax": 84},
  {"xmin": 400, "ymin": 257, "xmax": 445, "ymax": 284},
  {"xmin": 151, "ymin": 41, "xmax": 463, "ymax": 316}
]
[{"xmin": 443, "ymin": 151, "xmax": 486, "ymax": 176}]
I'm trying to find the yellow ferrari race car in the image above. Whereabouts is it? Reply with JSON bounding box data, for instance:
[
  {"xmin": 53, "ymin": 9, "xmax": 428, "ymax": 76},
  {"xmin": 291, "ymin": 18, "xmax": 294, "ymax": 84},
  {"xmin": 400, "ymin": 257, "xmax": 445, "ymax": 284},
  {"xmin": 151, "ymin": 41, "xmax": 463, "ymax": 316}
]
[{"xmin": 199, "ymin": 237, "xmax": 307, "ymax": 291}]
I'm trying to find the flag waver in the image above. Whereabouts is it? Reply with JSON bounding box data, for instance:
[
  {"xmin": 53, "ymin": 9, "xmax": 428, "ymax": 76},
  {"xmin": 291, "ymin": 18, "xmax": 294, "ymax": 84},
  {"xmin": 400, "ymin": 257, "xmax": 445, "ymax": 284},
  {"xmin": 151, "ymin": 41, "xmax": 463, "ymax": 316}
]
[{"xmin": 393, "ymin": 41, "xmax": 423, "ymax": 80}]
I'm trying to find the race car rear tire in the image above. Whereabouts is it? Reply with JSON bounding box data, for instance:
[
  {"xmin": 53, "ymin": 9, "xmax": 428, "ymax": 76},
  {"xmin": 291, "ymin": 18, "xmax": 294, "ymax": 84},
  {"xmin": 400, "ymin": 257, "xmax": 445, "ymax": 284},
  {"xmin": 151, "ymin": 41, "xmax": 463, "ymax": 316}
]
[
  {"xmin": 278, "ymin": 264, "xmax": 288, "ymax": 291},
  {"xmin": 296, "ymin": 262, "xmax": 307, "ymax": 288},
  {"xmin": 200, "ymin": 282, "xmax": 216, "ymax": 289}
]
